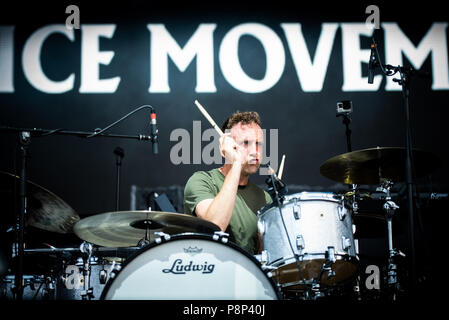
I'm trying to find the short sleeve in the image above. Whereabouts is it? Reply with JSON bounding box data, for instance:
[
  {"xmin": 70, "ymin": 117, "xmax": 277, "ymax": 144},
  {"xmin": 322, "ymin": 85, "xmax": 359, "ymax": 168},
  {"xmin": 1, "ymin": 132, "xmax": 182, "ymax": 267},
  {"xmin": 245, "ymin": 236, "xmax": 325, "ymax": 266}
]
[{"xmin": 183, "ymin": 171, "xmax": 218, "ymax": 216}]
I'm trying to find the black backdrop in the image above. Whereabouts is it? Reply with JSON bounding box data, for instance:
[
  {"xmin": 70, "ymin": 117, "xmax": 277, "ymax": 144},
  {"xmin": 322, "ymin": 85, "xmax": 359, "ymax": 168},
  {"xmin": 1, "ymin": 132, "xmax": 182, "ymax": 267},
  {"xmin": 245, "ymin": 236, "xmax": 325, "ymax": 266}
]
[{"xmin": 1, "ymin": 0, "xmax": 448, "ymax": 300}]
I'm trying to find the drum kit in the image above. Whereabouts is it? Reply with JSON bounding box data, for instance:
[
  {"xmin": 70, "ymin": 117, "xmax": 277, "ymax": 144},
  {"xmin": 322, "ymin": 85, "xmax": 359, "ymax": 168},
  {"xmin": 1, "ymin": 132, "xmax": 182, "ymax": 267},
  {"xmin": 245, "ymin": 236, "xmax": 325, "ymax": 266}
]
[{"xmin": 0, "ymin": 145, "xmax": 440, "ymax": 301}]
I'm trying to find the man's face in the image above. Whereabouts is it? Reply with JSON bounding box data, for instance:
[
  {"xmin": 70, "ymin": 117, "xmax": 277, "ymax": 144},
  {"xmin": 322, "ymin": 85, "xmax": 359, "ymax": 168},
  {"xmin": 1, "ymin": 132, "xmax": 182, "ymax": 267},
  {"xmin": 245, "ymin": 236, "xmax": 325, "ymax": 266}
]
[{"xmin": 229, "ymin": 122, "xmax": 264, "ymax": 175}]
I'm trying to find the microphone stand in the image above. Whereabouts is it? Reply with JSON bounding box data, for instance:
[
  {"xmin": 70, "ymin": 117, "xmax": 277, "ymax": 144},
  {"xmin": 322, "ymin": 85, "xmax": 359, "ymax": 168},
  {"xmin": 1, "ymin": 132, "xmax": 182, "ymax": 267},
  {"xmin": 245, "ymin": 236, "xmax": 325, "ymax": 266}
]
[
  {"xmin": 0, "ymin": 104, "xmax": 158, "ymax": 300},
  {"xmin": 336, "ymin": 112, "xmax": 352, "ymax": 153},
  {"xmin": 369, "ymin": 37, "xmax": 430, "ymax": 297},
  {"xmin": 114, "ymin": 147, "xmax": 125, "ymax": 211},
  {"xmin": 336, "ymin": 104, "xmax": 361, "ymax": 300}
]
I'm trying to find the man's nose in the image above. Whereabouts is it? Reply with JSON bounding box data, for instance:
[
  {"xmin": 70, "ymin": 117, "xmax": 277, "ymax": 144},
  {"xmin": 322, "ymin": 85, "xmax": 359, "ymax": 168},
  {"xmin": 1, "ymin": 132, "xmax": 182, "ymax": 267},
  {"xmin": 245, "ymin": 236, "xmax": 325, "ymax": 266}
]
[{"xmin": 248, "ymin": 142, "xmax": 260, "ymax": 156}]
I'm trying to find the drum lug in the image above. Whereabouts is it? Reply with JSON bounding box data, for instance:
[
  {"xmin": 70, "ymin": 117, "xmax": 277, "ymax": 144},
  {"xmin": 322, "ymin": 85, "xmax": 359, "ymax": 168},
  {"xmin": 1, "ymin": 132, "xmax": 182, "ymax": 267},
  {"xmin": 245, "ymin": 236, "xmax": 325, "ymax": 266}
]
[
  {"xmin": 337, "ymin": 206, "xmax": 346, "ymax": 221},
  {"xmin": 327, "ymin": 246, "xmax": 336, "ymax": 263},
  {"xmin": 342, "ymin": 236, "xmax": 352, "ymax": 251},
  {"xmin": 99, "ymin": 269, "xmax": 107, "ymax": 284},
  {"xmin": 293, "ymin": 199, "xmax": 301, "ymax": 220},
  {"xmin": 260, "ymin": 250, "xmax": 268, "ymax": 265},
  {"xmin": 213, "ymin": 231, "xmax": 229, "ymax": 244},
  {"xmin": 154, "ymin": 231, "xmax": 171, "ymax": 244},
  {"xmin": 296, "ymin": 235, "xmax": 305, "ymax": 253}
]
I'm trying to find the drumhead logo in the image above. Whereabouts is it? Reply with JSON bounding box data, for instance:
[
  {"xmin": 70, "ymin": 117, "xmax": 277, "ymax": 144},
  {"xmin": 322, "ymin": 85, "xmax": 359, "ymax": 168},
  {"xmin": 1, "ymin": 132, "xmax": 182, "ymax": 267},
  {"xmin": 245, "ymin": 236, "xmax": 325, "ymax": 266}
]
[
  {"xmin": 183, "ymin": 246, "xmax": 203, "ymax": 254},
  {"xmin": 162, "ymin": 259, "xmax": 215, "ymax": 274}
]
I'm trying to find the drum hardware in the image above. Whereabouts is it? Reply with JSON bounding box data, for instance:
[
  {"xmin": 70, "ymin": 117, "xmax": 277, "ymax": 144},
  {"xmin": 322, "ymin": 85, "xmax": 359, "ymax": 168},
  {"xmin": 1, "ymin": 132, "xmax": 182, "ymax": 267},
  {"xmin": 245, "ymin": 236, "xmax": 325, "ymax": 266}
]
[
  {"xmin": 154, "ymin": 231, "xmax": 171, "ymax": 244},
  {"xmin": 79, "ymin": 241, "xmax": 94, "ymax": 300},
  {"xmin": 368, "ymin": 34, "xmax": 434, "ymax": 292},
  {"xmin": 1, "ymin": 274, "xmax": 56, "ymax": 300},
  {"xmin": 254, "ymin": 250, "xmax": 277, "ymax": 271},
  {"xmin": 133, "ymin": 217, "xmax": 162, "ymax": 247},
  {"xmin": 377, "ymin": 180, "xmax": 406, "ymax": 300}
]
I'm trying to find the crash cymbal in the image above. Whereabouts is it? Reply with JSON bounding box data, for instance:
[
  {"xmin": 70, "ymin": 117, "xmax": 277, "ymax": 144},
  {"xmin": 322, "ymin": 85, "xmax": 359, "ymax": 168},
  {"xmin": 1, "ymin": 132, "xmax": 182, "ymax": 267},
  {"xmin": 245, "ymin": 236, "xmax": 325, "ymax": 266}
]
[
  {"xmin": 0, "ymin": 171, "xmax": 79, "ymax": 233},
  {"xmin": 73, "ymin": 210, "xmax": 220, "ymax": 247},
  {"xmin": 320, "ymin": 147, "xmax": 440, "ymax": 185}
]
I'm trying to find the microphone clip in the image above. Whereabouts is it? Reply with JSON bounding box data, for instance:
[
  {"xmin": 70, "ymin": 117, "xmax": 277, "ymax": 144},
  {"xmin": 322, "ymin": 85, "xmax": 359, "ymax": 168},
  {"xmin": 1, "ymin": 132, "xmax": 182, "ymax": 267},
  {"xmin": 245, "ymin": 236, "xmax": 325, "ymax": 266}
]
[{"xmin": 265, "ymin": 172, "xmax": 288, "ymax": 203}]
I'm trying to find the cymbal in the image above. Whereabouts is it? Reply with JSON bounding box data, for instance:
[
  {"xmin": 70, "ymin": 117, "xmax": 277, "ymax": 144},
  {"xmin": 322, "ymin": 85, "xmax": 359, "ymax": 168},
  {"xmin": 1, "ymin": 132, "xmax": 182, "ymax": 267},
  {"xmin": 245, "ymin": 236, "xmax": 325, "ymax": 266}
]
[
  {"xmin": 73, "ymin": 210, "xmax": 221, "ymax": 247},
  {"xmin": 320, "ymin": 147, "xmax": 440, "ymax": 185},
  {"xmin": 0, "ymin": 171, "xmax": 79, "ymax": 233}
]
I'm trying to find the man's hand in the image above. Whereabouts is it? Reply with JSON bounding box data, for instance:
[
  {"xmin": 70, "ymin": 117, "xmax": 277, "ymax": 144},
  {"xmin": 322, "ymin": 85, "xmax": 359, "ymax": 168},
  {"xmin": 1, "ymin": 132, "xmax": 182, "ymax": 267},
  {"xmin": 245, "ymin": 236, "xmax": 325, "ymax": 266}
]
[{"xmin": 219, "ymin": 133, "xmax": 244, "ymax": 165}]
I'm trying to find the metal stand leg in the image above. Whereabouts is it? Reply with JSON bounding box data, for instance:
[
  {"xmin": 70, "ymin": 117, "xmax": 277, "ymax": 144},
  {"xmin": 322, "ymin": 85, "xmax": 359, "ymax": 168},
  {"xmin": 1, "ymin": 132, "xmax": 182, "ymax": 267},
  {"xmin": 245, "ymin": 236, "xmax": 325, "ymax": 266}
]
[
  {"xmin": 379, "ymin": 180, "xmax": 405, "ymax": 301},
  {"xmin": 79, "ymin": 242, "xmax": 94, "ymax": 300}
]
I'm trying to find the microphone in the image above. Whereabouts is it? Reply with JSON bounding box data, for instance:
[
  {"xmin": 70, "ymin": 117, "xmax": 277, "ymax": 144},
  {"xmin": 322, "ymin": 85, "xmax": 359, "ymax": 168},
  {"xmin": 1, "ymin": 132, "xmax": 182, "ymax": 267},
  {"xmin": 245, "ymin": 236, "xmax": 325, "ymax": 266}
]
[
  {"xmin": 114, "ymin": 146, "xmax": 124, "ymax": 165},
  {"xmin": 265, "ymin": 166, "xmax": 288, "ymax": 200},
  {"xmin": 368, "ymin": 42, "xmax": 377, "ymax": 84},
  {"xmin": 150, "ymin": 109, "xmax": 158, "ymax": 154}
]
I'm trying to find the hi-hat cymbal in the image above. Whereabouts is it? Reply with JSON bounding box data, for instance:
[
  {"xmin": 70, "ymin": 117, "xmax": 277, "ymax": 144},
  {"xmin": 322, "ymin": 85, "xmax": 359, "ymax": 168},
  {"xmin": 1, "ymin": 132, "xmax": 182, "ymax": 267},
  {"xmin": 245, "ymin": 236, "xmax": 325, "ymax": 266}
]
[
  {"xmin": 320, "ymin": 147, "xmax": 440, "ymax": 185},
  {"xmin": 73, "ymin": 210, "xmax": 220, "ymax": 247},
  {"xmin": 0, "ymin": 171, "xmax": 79, "ymax": 233}
]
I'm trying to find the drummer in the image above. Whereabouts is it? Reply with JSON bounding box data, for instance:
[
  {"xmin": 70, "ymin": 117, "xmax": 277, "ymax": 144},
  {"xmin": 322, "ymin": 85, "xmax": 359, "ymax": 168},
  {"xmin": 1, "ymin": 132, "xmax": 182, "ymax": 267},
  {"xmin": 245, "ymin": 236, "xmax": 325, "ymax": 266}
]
[{"xmin": 184, "ymin": 111, "xmax": 272, "ymax": 254}]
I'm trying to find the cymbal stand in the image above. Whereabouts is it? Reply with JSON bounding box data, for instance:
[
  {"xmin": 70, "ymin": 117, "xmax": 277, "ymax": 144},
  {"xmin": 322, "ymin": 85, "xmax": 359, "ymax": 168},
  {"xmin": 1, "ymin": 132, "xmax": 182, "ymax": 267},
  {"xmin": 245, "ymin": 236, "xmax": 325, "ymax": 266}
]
[
  {"xmin": 137, "ymin": 220, "xmax": 152, "ymax": 247},
  {"xmin": 79, "ymin": 241, "xmax": 94, "ymax": 300},
  {"xmin": 12, "ymin": 131, "xmax": 31, "ymax": 300},
  {"xmin": 369, "ymin": 32, "xmax": 431, "ymax": 292},
  {"xmin": 377, "ymin": 180, "xmax": 405, "ymax": 300}
]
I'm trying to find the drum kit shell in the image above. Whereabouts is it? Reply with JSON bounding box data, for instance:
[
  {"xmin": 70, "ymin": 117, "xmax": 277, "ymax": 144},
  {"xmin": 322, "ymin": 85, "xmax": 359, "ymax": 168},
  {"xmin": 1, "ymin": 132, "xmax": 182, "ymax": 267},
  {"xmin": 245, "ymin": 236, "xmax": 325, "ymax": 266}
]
[{"xmin": 0, "ymin": 146, "xmax": 441, "ymax": 300}]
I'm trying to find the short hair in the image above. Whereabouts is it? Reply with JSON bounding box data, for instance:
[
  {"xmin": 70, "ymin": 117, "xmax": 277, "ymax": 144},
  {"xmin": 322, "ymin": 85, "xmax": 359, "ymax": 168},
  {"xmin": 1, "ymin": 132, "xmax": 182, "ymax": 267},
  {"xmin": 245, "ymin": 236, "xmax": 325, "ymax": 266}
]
[{"xmin": 221, "ymin": 111, "xmax": 261, "ymax": 132}]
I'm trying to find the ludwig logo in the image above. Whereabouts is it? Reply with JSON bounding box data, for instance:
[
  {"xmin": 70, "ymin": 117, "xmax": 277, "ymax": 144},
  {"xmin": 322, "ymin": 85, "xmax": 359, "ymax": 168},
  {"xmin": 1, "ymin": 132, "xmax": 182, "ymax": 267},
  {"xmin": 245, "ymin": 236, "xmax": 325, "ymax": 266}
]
[{"xmin": 162, "ymin": 259, "xmax": 215, "ymax": 274}]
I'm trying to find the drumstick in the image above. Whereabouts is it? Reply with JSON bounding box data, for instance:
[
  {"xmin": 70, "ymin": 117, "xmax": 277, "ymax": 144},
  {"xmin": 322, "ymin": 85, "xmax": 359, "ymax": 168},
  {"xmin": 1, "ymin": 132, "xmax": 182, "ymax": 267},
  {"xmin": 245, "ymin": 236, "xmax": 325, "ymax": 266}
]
[
  {"xmin": 194, "ymin": 100, "xmax": 224, "ymax": 137},
  {"xmin": 194, "ymin": 99, "xmax": 274, "ymax": 173},
  {"xmin": 278, "ymin": 154, "xmax": 286, "ymax": 179}
]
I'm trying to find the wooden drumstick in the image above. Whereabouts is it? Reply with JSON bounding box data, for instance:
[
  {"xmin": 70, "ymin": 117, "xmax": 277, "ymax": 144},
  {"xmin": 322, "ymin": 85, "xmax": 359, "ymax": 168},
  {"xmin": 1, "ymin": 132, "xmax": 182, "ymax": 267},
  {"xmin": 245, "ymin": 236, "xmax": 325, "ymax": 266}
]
[
  {"xmin": 194, "ymin": 100, "xmax": 224, "ymax": 137},
  {"xmin": 278, "ymin": 154, "xmax": 286, "ymax": 180}
]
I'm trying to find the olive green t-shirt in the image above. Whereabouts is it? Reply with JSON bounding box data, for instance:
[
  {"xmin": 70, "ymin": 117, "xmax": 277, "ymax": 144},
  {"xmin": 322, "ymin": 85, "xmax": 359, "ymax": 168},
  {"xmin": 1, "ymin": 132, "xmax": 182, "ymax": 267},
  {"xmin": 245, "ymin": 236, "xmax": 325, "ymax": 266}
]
[{"xmin": 183, "ymin": 169, "xmax": 272, "ymax": 254}]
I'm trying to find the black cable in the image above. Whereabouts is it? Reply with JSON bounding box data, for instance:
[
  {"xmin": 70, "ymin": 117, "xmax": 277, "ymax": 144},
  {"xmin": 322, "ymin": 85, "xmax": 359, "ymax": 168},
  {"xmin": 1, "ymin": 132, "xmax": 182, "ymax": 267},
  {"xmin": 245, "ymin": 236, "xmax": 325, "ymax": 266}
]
[
  {"xmin": 32, "ymin": 280, "xmax": 44, "ymax": 300},
  {"xmin": 86, "ymin": 105, "xmax": 155, "ymax": 138}
]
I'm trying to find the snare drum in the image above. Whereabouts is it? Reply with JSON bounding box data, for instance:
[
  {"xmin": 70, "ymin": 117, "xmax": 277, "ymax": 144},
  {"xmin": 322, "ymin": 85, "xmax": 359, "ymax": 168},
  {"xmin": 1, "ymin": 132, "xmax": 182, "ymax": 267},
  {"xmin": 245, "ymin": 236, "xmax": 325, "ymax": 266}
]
[
  {"xmin": 101, "ymin": 233, "xmax": 280, "ymax": 300},
  {"xmin": 258, "ymin": 192, "xmax": 358, "ymax": 289}
]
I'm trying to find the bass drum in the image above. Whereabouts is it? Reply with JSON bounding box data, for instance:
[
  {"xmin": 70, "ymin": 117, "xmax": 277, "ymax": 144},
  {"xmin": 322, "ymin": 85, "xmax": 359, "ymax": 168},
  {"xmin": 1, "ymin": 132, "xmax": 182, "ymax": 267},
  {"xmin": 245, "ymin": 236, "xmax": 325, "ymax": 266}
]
[{"xmin": 101, "ymin": 233, "xmax": 280, "ymax": 300}]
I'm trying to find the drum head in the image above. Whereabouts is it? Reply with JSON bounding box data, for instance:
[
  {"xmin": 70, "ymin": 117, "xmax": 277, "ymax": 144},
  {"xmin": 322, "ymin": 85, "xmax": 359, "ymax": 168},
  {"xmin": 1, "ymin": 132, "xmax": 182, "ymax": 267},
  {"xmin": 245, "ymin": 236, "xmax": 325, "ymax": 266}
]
[{"xmin": 101, "ymin": 233, "xmax": 280, "ymax": 300}]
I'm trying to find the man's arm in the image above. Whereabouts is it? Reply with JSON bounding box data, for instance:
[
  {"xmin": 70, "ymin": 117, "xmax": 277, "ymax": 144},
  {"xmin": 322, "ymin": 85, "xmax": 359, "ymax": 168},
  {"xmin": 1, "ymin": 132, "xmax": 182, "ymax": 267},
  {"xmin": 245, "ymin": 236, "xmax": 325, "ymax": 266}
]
[
  {"xmin": 195, "ymin": 161, "xmax": 242, "ymax": 231},
  {"xmin": 195, "ymin": 133, "xmax": 244, "ymax": 231}
]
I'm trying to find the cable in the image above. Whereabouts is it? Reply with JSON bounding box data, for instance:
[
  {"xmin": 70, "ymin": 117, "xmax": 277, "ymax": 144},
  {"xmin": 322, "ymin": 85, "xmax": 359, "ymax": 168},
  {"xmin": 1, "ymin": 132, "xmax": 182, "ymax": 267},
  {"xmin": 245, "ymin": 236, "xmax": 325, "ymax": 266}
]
[{"xmin": 86, "ymin": 105, "xmax": 155, "ymax": 138}]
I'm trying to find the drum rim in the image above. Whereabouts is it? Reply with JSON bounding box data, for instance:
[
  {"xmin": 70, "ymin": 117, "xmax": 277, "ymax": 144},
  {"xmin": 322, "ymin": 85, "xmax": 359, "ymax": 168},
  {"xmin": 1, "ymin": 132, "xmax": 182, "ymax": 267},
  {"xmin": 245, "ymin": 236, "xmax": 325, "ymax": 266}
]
[
  {"xmin": 100, "ymin": 232, "xmax": 282, "ymax": 300},
  {"xmin": 258, "ymin": 191, "xmax": 346, "ymax": 217}
]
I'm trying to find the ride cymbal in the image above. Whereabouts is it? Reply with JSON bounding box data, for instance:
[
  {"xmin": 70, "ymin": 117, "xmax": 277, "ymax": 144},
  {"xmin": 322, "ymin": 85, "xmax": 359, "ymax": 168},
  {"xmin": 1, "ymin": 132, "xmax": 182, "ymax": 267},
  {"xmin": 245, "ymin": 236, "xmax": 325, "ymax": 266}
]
[{"xmin": 320, "ymin": 147, "xmax": 440, "ymax": 185}]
